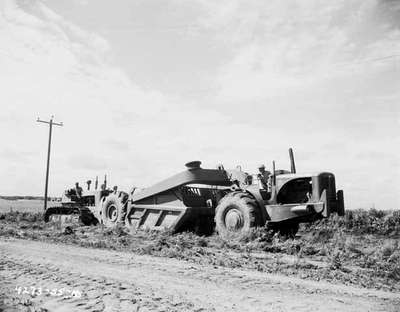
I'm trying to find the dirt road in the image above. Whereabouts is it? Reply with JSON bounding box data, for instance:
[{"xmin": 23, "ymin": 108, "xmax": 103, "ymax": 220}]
[{"xmin": 0, "ymin": 238, "xmax": 398, "ymax": 312}]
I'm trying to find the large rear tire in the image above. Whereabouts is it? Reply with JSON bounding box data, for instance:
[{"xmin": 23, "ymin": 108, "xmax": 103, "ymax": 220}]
[
  {"xmin": 215, "ymin": 191, "xmax": 260, "ymax": 239},
  {"xmin": 101, "ymin": 192, "xmax": 128, "ymax": 227}
]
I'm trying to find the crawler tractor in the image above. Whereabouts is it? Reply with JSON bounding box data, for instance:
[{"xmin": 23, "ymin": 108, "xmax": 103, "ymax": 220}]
[
  {"xmin": 45, "ymin": 148, "xmax": 345, "ymax": 238},
  {"xmin": 44, "ymin": 177, "xmax": 128, "ymax": 227}
]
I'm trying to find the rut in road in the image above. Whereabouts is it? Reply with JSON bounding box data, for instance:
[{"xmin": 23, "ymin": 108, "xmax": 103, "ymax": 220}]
[{"xmin": 0, "ymin": 238, "xmax": 399, "ymax": 312}]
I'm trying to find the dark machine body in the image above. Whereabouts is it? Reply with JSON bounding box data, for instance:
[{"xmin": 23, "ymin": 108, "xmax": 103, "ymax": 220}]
[{"xmin": 45, "ymin": 149, "xmax": 345, "ymax": 237}]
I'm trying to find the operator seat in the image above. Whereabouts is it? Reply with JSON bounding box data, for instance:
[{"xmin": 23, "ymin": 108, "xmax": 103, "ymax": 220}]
[{"xmin": 259, "ymin": 189, "xmax": 271, "ymax": 201}]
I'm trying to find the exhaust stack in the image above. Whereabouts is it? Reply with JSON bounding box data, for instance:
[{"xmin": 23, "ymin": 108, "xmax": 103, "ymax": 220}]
[
  {"xmin": 272, "ymin": 160, "xmax": 276, "ymax": 186},
  {"xmin": 289, "ymin": 148, "xmax": 296, "ymax": 174}
]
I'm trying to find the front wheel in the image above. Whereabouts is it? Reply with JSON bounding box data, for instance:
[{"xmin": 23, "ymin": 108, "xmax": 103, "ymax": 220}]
[
  {"xmin": 337, "ymin": 190, "xmax": 345, "ymax": 216},
  {"xmin": 215, "ymin": 191, "xmax": 260, "ymax": 239}
]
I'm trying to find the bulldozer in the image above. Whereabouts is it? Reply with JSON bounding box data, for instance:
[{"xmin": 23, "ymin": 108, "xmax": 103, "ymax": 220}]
[
  {"xmin": 44, "ymin": 176, "xmax": 128, "ymax": 227},
  {"xmin": 45, "ymin": 148, "xmax": 345, "ymax": 238}
]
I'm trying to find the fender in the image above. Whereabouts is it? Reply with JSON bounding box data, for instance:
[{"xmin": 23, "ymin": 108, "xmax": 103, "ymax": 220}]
[{"xmin": 244, "ymin": 185, "xmax": 269, "ymax": 223}]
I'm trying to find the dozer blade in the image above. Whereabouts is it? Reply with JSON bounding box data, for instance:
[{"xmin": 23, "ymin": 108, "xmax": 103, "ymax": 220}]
[
  {"xmin": 48, "ymin": 213, "xmax": 80, "ymax": 225},
  {"xmin": 45, "ymin": 206, "xmax": 95, "ymax": 226}
]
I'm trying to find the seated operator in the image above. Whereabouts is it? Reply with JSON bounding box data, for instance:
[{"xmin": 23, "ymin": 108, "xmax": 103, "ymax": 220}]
[
  {"xmin": 74, "ymin": 182, "xmax": 83, "ymax": 198},
  {"xmin": 257, "ymin": 164, "xmax": 271, "ymax": 191},
  {"xmin": 244, "ymin": 173, "xmax": 253, "ymax": 185}
]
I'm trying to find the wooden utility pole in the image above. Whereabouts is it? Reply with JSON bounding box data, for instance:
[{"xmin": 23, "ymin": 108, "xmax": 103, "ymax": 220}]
[{"xmin": 37, "ymin": 116, "xmax": 63, "ymax": 211}]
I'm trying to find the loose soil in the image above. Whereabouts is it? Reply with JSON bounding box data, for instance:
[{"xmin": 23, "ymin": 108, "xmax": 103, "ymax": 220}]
[{"xmin": 1, "ymin": 239, "xmax": 399, "ymax": 312}]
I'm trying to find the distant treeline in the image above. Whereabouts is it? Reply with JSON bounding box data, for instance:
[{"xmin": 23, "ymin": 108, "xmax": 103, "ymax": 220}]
[{"xmin": 0, "ymin": 196, "xmax": 60, "ymax": 201}]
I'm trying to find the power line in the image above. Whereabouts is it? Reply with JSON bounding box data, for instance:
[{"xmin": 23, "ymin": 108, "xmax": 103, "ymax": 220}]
[{"xmin": 37, "ymin": 116, "xmax": 63, "ymax": 211}]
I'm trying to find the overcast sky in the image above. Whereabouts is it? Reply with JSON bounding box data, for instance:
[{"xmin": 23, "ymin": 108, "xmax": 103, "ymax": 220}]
[{"xmin": 0, "ymin": 0, "xmax": 399, "ymax": 209}]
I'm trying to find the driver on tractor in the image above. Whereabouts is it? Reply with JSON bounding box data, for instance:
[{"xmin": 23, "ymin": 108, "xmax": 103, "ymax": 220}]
[
  {"xmin": 75, "ymin": 182, "xmax": 83, "ymax": 198},
  {"xmin": 257, "ymin": 164, "xmax": 271, "ymax": 191}
]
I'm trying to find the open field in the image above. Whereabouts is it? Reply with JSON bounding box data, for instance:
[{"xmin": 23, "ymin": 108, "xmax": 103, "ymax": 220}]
[
  {"xmin": 0, "ymin": 208, "xmax": 399, "ymax": 311},
  {"xmin": 0, "ymin": 198, "xmax": 59, "ymax": 213}
]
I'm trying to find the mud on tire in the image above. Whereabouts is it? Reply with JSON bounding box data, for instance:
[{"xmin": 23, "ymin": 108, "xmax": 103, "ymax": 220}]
[
  {"xmin": 101, "ymin": 192, "xmax": 129, "ymax": 227},
  {"xmin": 215, "ymin": 191, "xmax": 260, "ymax": 238}
]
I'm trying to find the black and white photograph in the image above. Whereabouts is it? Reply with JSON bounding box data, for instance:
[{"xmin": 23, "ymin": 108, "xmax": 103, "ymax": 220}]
[{"xmin": 0, "ymin": 0, "xmax": 399, "ymax": 311}]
